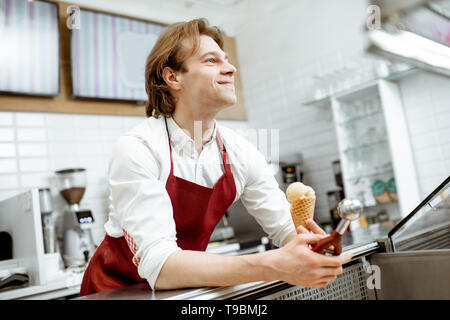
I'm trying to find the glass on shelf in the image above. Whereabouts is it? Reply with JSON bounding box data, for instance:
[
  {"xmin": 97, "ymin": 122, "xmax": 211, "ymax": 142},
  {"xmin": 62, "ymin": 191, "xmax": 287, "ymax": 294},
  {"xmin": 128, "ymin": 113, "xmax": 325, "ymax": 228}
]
[
  {"xmin": 343, "ymin": 140, "xmax": 391, "ymax": 180},
  {"xmin": 337, "ymin": 97, "xmax": 383, "ymax": 126},
  {"xmin": 342, "ymin": 137, "xmax": 388, "ymax": 153}
]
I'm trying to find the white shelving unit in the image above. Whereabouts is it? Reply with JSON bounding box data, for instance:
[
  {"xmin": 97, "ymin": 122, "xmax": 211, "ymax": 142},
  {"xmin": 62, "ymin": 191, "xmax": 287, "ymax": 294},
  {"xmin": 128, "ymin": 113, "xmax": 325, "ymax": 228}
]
[{"xmin": 305, "ymin": 77, "xmax": 421, "ymax": 219}]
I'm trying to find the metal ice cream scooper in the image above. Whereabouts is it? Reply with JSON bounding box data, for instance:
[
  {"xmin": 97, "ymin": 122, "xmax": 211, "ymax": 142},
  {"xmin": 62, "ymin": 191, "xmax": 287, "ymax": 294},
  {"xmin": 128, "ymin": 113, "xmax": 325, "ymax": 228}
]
[{"xmin": 312, "ymin": 199, "xmax": 362, "ymax": 255}]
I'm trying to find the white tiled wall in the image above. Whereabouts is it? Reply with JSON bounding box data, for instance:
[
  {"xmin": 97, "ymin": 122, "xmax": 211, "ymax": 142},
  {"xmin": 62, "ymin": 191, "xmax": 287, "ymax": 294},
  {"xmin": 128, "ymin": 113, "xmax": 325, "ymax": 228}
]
[
  {"xmin": 236, "ymin": 0, "xmax": 369, "ymax": 222},
  {"xmin": 398, "ymin": 71, "xmax": 450, "ymax": 198},
  {"xmin": 0, "ymin": 111, "xmax": 146, "ymax": 244},
  {"xmin": 0, "ymin": 111, "xmax": 248, "ymax": 244},
  {"xmin": 243, "ymin": 71, "xmax": 340, "ymax": 223},
  {"xmin": 235, "ymin": 0, "xmax": 450, "ymax": 222}
]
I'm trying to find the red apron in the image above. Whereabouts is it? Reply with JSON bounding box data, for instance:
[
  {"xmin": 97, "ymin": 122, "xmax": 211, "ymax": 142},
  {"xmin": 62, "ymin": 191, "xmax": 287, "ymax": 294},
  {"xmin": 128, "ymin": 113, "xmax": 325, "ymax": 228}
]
[{"xmin": 79, "ymin": 118, "xmax": 236, "ymax": 296}]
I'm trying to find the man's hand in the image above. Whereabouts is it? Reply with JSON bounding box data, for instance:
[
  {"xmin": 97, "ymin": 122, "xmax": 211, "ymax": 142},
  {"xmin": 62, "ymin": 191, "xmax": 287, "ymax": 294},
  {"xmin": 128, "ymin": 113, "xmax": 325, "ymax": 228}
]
[
  {"xmin": 298, "ymin": 219, "xmax": 335, "ymax": 253},
  {"xmin": 297, "ymin": 219, "xmax": 326, "ymax": 235},
  {"xmin": 268, "ymin": 221, "xmax": 351, "ymax": 288}
]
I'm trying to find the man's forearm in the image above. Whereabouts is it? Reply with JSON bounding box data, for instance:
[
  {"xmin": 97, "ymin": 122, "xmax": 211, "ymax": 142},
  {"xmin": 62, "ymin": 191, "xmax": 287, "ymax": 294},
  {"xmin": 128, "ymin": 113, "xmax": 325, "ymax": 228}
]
[{"xmin": 154, "ymin": 249, "xmax": 277, "ymax": 290}]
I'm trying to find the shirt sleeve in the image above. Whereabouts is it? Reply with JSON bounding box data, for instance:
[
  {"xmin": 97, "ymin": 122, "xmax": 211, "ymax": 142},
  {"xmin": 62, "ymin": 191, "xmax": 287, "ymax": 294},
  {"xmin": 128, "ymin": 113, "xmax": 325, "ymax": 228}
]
[
  {"xmin": 108, "ymin": 135, "xmax": 181, "ymax": 290},
  {"xmin": 238, "ymin": 140, "xmax": 296, "ymax": 248}
]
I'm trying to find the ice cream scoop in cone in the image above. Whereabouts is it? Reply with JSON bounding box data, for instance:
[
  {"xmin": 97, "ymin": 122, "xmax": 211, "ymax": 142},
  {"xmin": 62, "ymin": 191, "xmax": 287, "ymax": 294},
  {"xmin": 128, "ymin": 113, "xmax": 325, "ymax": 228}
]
[{"xmin": 286, "ymin": 182, "xmax": 316, "ymax": 231}]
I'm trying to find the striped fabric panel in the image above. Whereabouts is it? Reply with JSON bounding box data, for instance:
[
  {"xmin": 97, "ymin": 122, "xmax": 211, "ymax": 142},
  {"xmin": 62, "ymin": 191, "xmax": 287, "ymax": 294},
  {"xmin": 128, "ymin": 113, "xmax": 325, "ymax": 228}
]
[
  {"xmin": 123, "ymin": 229, "xmax": 141, "ymax": 267},
  {"xmin": 0, "ymin": 0, "xmax": 59, "ymax": 96},
  {"xmin": 71, "ymin": 9, "xmax": 166, "ymax": 101}
]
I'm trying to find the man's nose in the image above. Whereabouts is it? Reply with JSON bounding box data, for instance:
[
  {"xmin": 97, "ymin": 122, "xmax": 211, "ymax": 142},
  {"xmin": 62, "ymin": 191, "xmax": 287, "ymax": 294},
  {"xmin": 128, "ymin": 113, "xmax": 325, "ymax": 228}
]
[{"xmin": 222, "ymin": 60, "xmax": 237, "ymax": 75}]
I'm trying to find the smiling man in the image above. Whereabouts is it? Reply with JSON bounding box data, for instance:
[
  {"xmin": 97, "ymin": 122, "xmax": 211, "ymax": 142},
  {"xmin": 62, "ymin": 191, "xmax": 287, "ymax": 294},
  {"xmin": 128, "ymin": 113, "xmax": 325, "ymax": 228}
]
[{"xmin": 79, "ymin": 18, "xmax": 351, "ymax": 296}]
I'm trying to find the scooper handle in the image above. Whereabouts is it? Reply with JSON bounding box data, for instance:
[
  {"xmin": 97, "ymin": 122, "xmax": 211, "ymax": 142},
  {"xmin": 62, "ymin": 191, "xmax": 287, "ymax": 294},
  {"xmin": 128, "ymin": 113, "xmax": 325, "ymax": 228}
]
[{"xmin": 311, "ymin": 230, "xmax": 342, "ymax": 255}]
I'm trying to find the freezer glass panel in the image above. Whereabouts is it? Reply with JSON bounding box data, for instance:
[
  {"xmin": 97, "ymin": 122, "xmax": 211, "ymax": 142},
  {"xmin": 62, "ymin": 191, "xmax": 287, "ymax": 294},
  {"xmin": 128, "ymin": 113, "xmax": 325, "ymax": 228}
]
[{"xmin": 390, "ymin": 176, "xmax": 450, "ymax": 251}]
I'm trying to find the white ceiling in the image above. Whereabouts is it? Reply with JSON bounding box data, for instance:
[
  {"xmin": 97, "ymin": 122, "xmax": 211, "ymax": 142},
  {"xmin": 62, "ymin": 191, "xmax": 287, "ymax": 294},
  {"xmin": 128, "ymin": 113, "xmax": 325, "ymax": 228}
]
[{"xmin": 60, "ymin": 0, "xmax": 285, "ymax": 36}]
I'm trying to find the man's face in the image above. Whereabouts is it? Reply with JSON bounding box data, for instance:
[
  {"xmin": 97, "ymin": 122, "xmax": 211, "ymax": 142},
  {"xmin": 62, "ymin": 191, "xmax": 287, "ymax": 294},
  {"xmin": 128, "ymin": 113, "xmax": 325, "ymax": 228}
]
[{"xmin": 176, "ymin": 35, "xmax": 237, "ymax": 112}]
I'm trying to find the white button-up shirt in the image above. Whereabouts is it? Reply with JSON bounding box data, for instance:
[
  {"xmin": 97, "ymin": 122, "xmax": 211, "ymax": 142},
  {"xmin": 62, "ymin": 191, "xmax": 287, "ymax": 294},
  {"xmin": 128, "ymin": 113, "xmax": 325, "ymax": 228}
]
[{"xmin": 105, "ymin": 116, "xmax": 295, "ymax": 290}]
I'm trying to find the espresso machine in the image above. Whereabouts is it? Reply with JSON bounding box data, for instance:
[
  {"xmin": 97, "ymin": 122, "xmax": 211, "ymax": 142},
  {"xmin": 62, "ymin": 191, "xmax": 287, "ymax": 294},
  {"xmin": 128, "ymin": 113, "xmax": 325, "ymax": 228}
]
[{"xmin": 55, "ymin": 168, "xmax": 96, "ymax": 267}]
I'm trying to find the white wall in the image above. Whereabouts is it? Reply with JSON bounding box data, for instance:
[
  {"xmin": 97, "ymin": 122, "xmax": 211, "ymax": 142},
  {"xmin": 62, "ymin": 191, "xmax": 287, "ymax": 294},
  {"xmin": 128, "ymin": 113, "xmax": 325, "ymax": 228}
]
[
  {"xmin": 0, "ymin": 111, "xmax": 247, "ymax": 244},
  {"xmin": 398, "ymin": 71, "xmax": 450, "ymax": 197},
  {"xmin": 234, "ymin": 0, "xmax": 450, "ymax": 221},
  {"xmin": 0, "ymin": 112, "xmax": 143, "ymax": 243},
  {"xmin": 235, "ymin": 0, "xmax": 370, "ymax": 222}
]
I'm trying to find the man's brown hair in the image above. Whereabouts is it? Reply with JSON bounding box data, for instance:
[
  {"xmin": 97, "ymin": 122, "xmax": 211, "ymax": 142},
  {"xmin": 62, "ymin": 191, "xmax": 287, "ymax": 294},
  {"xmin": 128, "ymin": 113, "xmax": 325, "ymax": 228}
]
[{"xmin": 144, "ymin": 18, "xmax": 224, "ymax": 118}]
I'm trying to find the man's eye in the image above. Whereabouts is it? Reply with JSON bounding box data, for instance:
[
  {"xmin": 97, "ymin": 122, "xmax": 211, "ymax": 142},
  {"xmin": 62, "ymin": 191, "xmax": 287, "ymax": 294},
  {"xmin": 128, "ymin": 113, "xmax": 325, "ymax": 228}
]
[{"xmin": 206, "ymin": 58, "xmax": 216, "ymax": 63}]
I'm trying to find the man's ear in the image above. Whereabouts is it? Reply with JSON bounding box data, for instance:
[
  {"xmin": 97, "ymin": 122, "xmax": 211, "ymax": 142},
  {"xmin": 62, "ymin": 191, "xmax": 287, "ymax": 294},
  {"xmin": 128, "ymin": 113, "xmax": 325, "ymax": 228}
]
[{"xmin": 162, "ymin": 67, "xmax": 182, "ymax": 91}]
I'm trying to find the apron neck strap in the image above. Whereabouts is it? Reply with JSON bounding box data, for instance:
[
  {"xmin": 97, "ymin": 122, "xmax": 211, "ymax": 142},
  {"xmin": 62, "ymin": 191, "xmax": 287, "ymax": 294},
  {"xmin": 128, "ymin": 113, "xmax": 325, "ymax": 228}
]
[{"xmin": 164, "ymin": 117, "xmax": 231, "ymax": 174}]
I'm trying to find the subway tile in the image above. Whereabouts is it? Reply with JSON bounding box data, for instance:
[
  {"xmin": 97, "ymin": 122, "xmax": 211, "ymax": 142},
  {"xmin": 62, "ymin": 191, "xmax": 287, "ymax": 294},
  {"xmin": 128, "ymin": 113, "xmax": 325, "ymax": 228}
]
[
  {"xmin": 0, "ymin": 128, "xmax": 15, "ymax": 142},
  {"xmin": 410, "ymin": 130, "xmax": 439, "ymax": 150},
  {"xmin": 16, "ymin": 128, "xmax": 46, "ymax": 142},
  {"xmin": 20, "ymin": 172, "xmax": 52, "ymax": 188},
  {"xmin": 0, "ymin": 143, "xmax": 16, "ymax": 157},
  {"xmin": 86, "ymin": 170, "xmax": 108, "ymax": 186},
  {"xmin": 48, "ymin": 142, "xmax": 77, "ymax": 156},
  {"xmin": 18, "ymin": 143, "xmax": 47, "ymax": 157},
  {"xmin": 47, "ymin": 128, "xmax": 77, "ymax": 141},
  {"xmin": 78, "ymin": 155, "xmax": 108, "ymax": 171},
  {"xmin": 16, "ymin": 112, "xmax": 45, "ymax": 127},
  {"xmin": 435, "ymin": 110, "xmax": 450, "ymax": 130},
  {"xmin": 407, "ymin": 117, "xmax": 436, "ymax": 136},
  {"xmin": 439, "ymin": 127, "xmax": 450, "ymax": 145},
  {"xmin": 76, "ymin": 142, "xmax": 103, "ymax": 156},
  {"xmin": 102, "ymin": 141, "xmax": 115, "ymax": 156},
  {"xmin": 49, "ymin": 157, "xmax": 81, "ymax": 172},
  {"xmin": 0, "ymin": 159, "xmax": 17, "ymax": 173},
  {"xmin": 83, "ymin": 184, "xmax": 108, "ymax": 200},
  {"xmin": 432, "ymin": 97, "xmax": 450, "ymax": 115},
  {"xmin": 100, "ymin": 128, "xmax": 124, "ymax": 142},
  {"xmin": 441, "ymin": 142, "xmax": 450, "ymax": 160},
  {"xmin": 416, "ymin": 160, "xmax": 446, "ymax": 180},
  {"xmin": 75, "ymin": 127, "xmax": 102, "ymax": 141},
  {"xmin": 45, "ymin": 113, "xmax": 77, "ymax": 128},
  {"xmin": 74, "ymin": 114, "xmax": 100, "ymax": 128},
  {"xmin": 19, "ymin": 158, "xmax": 49, "ymax": 172},
  {"xmin": 413, "ymin": 146, "xmax": 443, "ymax": 164},
  {"xmin": 99, "ymin": 115, "xmax": 125, "ymax": 128},
  {"xmin": 0, "ymin": 112, "xmax": 14, "ymax": 126}
]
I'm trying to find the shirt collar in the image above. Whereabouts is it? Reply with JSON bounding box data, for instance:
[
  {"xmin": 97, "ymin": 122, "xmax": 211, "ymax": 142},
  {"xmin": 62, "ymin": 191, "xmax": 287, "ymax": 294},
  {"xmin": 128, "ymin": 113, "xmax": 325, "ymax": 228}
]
[{"xmin": 166, "ymin": 117, "xmax": 218, "ymax": 154}]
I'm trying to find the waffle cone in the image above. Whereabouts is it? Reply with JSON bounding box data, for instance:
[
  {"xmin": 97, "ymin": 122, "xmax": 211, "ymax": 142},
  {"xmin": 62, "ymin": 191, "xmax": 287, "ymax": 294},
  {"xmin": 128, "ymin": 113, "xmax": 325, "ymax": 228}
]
[{"xmin": 290, "ymin": 196, "xmax": 316, "ymax": 230}]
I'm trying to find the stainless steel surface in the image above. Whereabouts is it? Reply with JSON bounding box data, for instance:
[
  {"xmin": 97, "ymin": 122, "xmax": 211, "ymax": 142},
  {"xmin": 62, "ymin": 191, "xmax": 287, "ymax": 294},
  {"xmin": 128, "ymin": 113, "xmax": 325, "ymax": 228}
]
[
  {"xmin": 336, "ymin": 199, "xmax": 363, "ymax": 234},
  {"xmin": 370, "ymin": 250, "xmax": 450, "ymax": 299},
  {"xmin": 338, "ymin": 199, "xmax": 363, "ymax": 221},
  {"xmin": 43, "ymin": 225, "xmax": 57, "ymax": 253},
  {"xmin": 336, "ymin": 220, "xmax": 351, "ymax": 235},
  {"xmin": 38, "ymin": 188, "xmax": 52, "ymax": 214},
  {"xmin": 258, "ymin": 261, "xmax": 375, "ymax": 300}
]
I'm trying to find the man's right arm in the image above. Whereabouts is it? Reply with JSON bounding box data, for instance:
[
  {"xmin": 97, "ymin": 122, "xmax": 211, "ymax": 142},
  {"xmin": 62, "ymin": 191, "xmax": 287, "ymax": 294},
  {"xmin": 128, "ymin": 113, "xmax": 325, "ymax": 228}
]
[{"xmin": 155, "ymin": 232, "xmax": 352, "ymax": 290}]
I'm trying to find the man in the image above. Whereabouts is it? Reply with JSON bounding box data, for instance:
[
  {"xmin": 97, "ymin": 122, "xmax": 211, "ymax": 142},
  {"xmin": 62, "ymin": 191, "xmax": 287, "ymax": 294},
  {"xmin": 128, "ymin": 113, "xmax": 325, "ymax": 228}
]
[{"xmin": 80, "ymin": 18, "xmax": 351, "ymax": 296}]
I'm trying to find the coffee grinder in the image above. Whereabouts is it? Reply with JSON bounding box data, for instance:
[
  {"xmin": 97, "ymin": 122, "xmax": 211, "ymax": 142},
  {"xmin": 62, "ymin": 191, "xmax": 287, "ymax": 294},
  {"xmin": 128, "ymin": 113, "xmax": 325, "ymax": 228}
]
[{"xmin": 55, "ymin": 168, "xmax": 95, "ymax": 267}]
